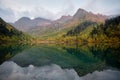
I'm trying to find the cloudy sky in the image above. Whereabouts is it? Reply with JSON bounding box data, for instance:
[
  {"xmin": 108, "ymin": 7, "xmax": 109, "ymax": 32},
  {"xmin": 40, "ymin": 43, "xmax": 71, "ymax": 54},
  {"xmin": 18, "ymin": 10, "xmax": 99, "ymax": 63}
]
[{"xmin": 0, "ymin": 0, "xmax": 120, "ymax": 22}]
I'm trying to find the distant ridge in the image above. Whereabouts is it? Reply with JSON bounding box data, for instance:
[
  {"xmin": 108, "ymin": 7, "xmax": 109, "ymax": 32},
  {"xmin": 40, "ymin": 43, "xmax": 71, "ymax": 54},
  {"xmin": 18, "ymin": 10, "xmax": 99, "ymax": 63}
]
[
  {"xmin": 11, "ymin": 8, "xmax": 107, "ymax": 36},
  {"xmin": 11, "ymin": 17, "xmax": 51, "ymax": 32}
]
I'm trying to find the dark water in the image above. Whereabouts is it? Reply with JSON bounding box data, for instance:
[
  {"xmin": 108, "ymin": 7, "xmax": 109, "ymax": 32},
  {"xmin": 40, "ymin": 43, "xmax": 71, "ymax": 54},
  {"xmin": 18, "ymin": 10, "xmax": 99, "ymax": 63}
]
[{"xmin": 0, "ymin": 43, "xmax": 120, "ymax": 79}]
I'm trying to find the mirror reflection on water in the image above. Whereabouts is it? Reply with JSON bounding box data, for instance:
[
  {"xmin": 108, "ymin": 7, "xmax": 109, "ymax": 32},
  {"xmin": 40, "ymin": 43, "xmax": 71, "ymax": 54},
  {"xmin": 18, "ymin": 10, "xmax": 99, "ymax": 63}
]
[{"xmin": 0, "ymin": 43, "xmax": 120, "ymax": 80}]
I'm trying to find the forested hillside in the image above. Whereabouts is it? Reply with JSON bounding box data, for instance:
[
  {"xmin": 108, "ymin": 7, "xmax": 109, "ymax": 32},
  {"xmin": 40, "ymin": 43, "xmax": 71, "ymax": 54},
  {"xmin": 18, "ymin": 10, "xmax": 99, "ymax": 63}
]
[
  {"xmin": 0, "ymin": 18, "xmax": 32, "ymax": 43},
  {"xmin": 57, "ymin": 16, "xmax": 120, "ymax": 43},
  {"xmin": 3, "ymin": 8, "xmax": 120, "ymax": 44}
]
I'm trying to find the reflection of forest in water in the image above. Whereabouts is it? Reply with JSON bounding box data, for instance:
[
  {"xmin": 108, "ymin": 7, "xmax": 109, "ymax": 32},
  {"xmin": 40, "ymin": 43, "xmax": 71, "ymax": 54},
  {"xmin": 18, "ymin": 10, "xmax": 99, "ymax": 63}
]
[
  {"xmin": 61, "ymin": 43, "xmax": 120, "ymax": 76},
  {"xmin": 0, "ymin": 44, "xmax": 30, "ymax": 64},
  {"xmin": 0, "ymin": 43, "xmax": 120, "ymax": 76},
  {"xmin": 63, "ymin": 43, "xmax": 120, "ymax": 68}
]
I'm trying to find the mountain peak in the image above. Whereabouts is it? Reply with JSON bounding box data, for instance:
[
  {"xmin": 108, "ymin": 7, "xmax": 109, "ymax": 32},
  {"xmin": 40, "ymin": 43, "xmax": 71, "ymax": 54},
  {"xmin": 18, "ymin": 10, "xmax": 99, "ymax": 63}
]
[
  {"xmin": 19, "ymin": 17, "xmax": 30, "ymax": 20},
  {"xmin": 73, "ymin": 8, "xmax": 106, "ymax": 23},
  {"xmin": 76, "ymin": 8, "xmax": 88, "ymax": 15},
  {"xmin": 73, "ymin": 8, "xmax": 88, "ymax": 19},
  {"xmin": 77, "ymin": 8, "xmax": 87, "ymax": 12},
  {"xmin": 17, "ymin": 17, "xmax": 31, "ymax": 22}
]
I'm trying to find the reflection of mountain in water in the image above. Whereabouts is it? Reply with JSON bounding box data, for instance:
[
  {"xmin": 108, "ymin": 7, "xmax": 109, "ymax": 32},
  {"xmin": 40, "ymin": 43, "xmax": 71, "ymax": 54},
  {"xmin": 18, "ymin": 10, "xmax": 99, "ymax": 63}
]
[{"xmin": 0, "ymin": 43, "xmax": 119, "ymax": 77}]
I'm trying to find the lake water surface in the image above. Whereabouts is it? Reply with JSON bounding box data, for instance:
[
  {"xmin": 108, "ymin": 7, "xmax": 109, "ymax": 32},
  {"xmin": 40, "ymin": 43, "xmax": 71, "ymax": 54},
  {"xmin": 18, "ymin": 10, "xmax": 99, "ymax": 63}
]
[{"xmin": 0, "ymin": 43, "xmax": 120, "ymax": 80}]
